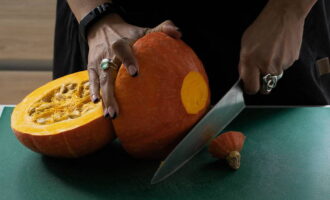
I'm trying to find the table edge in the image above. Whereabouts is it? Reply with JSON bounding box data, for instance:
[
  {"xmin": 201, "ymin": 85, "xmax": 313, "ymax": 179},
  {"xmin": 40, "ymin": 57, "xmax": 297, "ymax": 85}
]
[
  {"xmin": 0, "ymin": 105, "xmax": 329, "ymax": 119},
  {"xmin": 0, "ymin": 105, "xmax": 15, "ymax": 118}
]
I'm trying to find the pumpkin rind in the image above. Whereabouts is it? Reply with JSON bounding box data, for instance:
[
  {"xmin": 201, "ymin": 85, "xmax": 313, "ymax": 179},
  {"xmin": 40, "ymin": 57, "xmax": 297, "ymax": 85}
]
[
  {"xmin": 208, "ymin": 131, "xmax": 246, "ymax": 159},
  {"xmin": 113, "ymin": 32, "xmax": 211, "ymax": 159},
  {"xmin": 209, "ymin": 131, "xmax": 246, "ymax": 169},
  {"xmin": 11, "ymin": 71, "xmax": 115, "ymax": 158}
]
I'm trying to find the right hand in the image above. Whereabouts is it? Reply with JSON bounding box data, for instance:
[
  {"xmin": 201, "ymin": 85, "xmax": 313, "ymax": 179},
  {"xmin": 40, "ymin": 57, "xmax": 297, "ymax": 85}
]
[
  {"xmin": 87, "ymin": 14, "xmax": 181, "ymax": 119},
  {"xmin": 238, "ymin": 0, "xmax": 316, "ymax": 94}
]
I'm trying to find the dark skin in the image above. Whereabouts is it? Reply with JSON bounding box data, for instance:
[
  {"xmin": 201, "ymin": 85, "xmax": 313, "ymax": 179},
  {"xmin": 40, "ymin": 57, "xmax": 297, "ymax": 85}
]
[
  {"xmin": 239, "ymin": 0, "xmax": 317, "ymax": 94},
  {"xmin": 86, "ymin": 16, "xmax": 181, "ymax": 118},
  {"xmin": 67, "ymin": 0, "xmax": 317, "ymax": 118}
]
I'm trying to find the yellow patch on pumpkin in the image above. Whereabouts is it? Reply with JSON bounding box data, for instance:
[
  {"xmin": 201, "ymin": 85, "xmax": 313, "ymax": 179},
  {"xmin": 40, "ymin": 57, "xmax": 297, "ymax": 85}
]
[{"xmin": 181, "ymin": 71, "xmax": 208, "ymax": 114}]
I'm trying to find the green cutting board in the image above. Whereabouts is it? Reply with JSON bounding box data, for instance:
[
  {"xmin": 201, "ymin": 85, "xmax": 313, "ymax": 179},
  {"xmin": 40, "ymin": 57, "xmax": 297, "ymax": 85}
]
[{"xmin": 0, "ymin": 107, "xmax": 329, "ymax": 200}]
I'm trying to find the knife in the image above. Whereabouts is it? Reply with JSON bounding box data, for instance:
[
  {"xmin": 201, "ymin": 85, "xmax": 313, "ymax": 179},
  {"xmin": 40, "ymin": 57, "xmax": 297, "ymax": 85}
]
[{"xmin": 151, "ymin": 80, "xmax": 245, "ymax": 184}]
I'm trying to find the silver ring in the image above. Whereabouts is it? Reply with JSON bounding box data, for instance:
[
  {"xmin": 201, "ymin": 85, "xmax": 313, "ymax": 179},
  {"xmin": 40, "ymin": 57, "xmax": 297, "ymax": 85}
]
[
  {"xmin": 261, "ymin": 71, "xmax": 283, "ymax": 94},
  {"xmin": 100, "ymin": 58, "xmax": 119, "ymax": 71}
]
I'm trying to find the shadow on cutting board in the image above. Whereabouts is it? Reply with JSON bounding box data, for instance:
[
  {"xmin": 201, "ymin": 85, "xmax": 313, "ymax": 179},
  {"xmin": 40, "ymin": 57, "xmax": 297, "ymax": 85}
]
[
  {"xmin": 25, "ymin": 108, "xmax": 296, "ymax": 199},
  {"xmin": 39, "ymin": 138, "xmax": 236, "ymax": 199}
]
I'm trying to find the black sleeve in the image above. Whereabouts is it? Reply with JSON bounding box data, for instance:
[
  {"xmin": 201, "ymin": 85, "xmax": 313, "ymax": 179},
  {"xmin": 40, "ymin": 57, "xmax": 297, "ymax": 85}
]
[{"xmin": 53, "ymin": 0, "xmax": 87, "ymax": 79}]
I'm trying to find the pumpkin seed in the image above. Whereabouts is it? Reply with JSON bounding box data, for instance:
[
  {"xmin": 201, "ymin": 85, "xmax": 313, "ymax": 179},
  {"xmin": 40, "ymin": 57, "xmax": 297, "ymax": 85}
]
[
  {"xmin": 60, "ymin": 84, "xmax": 68, "ymax": 94},
  {"xmin": 69, "ymin": 110, "xmax": 81, "ymax": 119},
  {"xmin": 83, "ymin": 81, "xmax": 90, "ymax": 89},
  {"xmin": 67, "ymin": 83, "xmax": 77, "ymax": 90},
  {"xmin": 28, "ymin": 107, "xmax": 36, "ymax": 116},
  {"xmin": 83, "ymin": 90, "xmax": 90, "ymax": 97},
  {"xmin": 42, "ymin": 94, "xmax": 52, "ymax": 102},
  {"xmin": 36, "ymin": 118, "xmax": 46, "ymax": 124},
  {"xmin": 36, "ymin": 103, "xmax": 52, "ymax": 112},
  {"xmin": 81, "ymin": 105, "xmax": 92, "ymax": 114},
  {"xmin": 53, "ymin": 113, "xmax": 62, "ymax": 122},
  {"xmin": 54, "ymin": 93, "xmax": 64, "ymax": 100}
]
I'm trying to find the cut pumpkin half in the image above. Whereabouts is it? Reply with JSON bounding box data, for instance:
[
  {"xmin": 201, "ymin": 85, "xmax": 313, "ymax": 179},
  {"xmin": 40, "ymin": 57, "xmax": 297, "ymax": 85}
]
[{"xmin": 11, "ymin": 71, "xmax": 115, "ymax": 158}]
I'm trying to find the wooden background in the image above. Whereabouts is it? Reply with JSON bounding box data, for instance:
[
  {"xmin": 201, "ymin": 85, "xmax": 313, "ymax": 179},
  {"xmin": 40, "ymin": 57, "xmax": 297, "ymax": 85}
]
[{"xmin": 0, "ymin": 0, "xmax": 56, "ymax": 104}]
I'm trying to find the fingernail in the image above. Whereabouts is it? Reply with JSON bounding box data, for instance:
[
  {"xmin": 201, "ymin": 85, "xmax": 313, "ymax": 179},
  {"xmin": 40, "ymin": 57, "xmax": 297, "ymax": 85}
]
[
  {"xmin": 108, "ymin": 107, "xmax": 117, "ymax": 119},
  {"xmin": 104, "ymin": 109, "xmax": 110, "ymax": 118},
  {"xmin": 128, "ymin": 65, "xmax": 138, "ymax": 77},
  {"xmin": 92, "ymin": 95, "xmax": 99, "ymax": 103}
]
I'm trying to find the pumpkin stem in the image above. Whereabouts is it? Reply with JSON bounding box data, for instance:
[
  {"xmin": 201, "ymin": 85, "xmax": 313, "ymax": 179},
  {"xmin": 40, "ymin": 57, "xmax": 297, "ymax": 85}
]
[{"xmin": 226, "ymin": 151, "xmax": 241, "ymax": 170}]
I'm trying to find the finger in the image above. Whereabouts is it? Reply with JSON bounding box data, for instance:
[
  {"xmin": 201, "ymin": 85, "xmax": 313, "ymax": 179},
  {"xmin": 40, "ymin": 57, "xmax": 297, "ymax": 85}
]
[
  {"xmin": 112, "ymin": 56, "xmax": 122, "ymax": 70},
  {"xmin": 99, "ymin": 69, "xmax": 119, "ymax": 119},
  {"xmin": 283, "ymin": 58, "xmax": 297, "ymax": 70},
  {"xmin": 87, "ymin": 66, "xmax": 101, "ymax": 103},
  {"xmin": 239, "ymin": 60, "xmax": 261, "ymax": 95},
  {"xmin": 147, "ymin": 20, "xmax": 182, "ymax": 39},
  {"xmin": 112, "ymin": 38, "xmax": 139, "ymax": 77},
  {"xmin": 263, "ymin": 64, "xmax": 284, "ymax": 76}
]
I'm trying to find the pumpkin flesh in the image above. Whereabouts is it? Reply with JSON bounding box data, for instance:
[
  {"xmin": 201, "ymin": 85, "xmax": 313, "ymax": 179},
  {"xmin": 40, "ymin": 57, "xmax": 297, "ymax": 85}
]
[{"xmin": 11, "ymin": 71, "xmax": 115, "ymax": 158}]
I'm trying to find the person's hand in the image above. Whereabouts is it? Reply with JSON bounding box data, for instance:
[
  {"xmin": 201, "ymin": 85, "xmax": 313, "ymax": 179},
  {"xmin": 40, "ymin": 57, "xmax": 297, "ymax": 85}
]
[
  {"xmin": 87, "ymin": 14, "xmax": 181, "ymax": 118},
  {"xmin": 238, "ymin": 0, "xmax": 316, "ymax": 94}
]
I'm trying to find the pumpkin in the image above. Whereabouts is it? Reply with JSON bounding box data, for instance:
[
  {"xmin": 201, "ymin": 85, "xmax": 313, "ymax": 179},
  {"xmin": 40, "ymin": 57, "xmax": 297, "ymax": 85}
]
[
  {"xmin": 113, "ymin": 32, "xmax": 211, "ymax": 159},
  {"xmin": 11, "ymin": 71, "xmax": 115, "ymax": 158},
  {"xmin": 208, "ymin": 131, "xmax": 246, "ymax": 169}
]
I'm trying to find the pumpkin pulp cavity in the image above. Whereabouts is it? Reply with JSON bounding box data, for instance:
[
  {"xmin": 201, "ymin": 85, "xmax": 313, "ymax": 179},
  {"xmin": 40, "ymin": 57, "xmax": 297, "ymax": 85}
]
[
  {"xmin": 181, "ymin": 71, "xmax": 208, "ymax": 114},
  {"xmin": 12, "ymin": 71, "xmax": 105, "ymax": 135},
  {"xmin": 11, "ymin": 71, "xmax": 115, "ymax": 158},
  {"xmin": 28, "ymin": 81, "xmax": 96, "ymax": 125}
]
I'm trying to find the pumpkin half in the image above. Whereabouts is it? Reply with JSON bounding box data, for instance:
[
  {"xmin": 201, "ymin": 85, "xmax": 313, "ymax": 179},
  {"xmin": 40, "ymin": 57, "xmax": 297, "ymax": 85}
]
[
  {"xmin": 113, "ymin": 32, "xmax": 211, "ymax": 159},
  {"xmin": 11, "ymin": 71, "xmax": 115, "ymax": 158}
]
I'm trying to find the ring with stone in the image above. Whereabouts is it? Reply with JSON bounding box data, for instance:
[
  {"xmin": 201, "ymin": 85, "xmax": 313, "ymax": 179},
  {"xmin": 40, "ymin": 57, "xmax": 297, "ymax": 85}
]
[
  {"xmin": 100, "ymin": 58, "xmax": 119, "ymax": 71},
  {"xmin": 260, "ymin": 71, "xmax": 283, "ymax": 94}
]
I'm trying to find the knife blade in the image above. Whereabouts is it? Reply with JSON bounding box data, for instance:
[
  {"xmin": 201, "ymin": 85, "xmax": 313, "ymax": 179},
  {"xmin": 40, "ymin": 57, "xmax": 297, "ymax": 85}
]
[{"xmin": 151, "ymin": 80, "xmax": 245, "ymax": 184}]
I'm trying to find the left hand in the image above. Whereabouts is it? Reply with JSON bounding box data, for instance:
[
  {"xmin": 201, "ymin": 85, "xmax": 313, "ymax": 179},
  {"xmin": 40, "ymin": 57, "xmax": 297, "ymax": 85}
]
[
  {"xmin": 238, "ymin": 0, "xmax": 315, "ymax": 94},
  {"xmin": 87, "ymin": 14, "xmax": 181, "ymax": 118}
]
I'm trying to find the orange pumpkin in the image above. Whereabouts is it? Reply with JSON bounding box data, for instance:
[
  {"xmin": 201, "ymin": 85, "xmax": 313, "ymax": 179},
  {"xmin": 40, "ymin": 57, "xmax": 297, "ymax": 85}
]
[
  {"xmin": 11, "ymin": 71, "xmax": 115, "ymax": 158},
  {"xmin": 113, "ymin": 32, "xmax": 211, "ymax": 159},
  {"xmin": 209, "ymin": 131, "xmax": 246, "ymax": 169}
]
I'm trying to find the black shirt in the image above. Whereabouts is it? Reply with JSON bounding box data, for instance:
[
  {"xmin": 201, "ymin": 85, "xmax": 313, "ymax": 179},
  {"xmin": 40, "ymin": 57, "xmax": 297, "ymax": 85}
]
[{"xmin": 53, "ymin": 0, "xmax": 330, "ymax": 105}]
